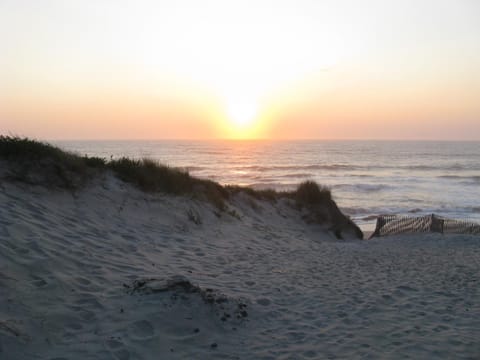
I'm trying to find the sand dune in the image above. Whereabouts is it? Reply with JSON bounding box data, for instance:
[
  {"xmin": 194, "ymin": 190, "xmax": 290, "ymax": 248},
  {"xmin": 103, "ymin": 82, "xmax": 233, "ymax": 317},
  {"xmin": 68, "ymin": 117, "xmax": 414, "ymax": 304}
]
[{"xmin": 1, "ymin": 172, "xmax": 479, "ymax": 359}]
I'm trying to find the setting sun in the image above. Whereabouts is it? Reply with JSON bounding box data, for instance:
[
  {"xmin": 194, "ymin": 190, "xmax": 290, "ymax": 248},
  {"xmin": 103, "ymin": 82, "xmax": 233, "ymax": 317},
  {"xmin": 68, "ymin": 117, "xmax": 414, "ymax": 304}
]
[{"xmin": 226, "ymin": 98, "xmax": 258, "ymax": 129}]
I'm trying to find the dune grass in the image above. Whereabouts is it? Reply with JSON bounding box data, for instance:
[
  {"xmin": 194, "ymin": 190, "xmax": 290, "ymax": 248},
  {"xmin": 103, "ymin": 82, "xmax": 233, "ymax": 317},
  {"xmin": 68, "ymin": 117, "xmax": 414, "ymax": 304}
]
[
  {"xmin": 108, "ymin": 157, "xmax": 228, "ymax": 209},
  {"xmin": 0, "ymin": 136, "xmax": 331, "ymax": 210},
  {"xmin": 0, "ymin": 136, "xmax": 97, "ymax": 189},
  {"xmin": 224, "ymin": 185, "xmax": 279, "ymax": 202},
  {"xmin": 0, "ymin": 135, "xmax": 92, "ymax": 170},
  {"xmin": 293, "ymin": 180, "xmax": 331, "ymax": 205}
]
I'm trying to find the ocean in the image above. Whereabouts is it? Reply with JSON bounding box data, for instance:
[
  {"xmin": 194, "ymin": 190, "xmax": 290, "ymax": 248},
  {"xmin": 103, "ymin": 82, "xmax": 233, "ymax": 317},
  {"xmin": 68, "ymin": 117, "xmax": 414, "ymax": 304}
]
[{"xmin": 55, "ymin": 140, "xmax": 480, "ymax": 231}]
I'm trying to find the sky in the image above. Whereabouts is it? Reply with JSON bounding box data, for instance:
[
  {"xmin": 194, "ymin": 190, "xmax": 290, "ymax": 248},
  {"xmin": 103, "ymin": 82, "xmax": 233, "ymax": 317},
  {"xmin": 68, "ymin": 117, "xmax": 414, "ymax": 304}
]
[{"xmin": 1, "ymin": 0, "xmax": 480, "ymax": 140}]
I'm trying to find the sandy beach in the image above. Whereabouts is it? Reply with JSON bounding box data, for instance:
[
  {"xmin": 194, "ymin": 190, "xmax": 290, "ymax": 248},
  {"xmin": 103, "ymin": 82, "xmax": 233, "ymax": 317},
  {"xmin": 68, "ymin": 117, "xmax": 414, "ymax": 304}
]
[
  {"xmin": 1, "ymin": 167, "xmax": 479, "ymax": 359},
  {"xmin": 3, "ymin": 0, "xmax": 480, "ymax": 357}
]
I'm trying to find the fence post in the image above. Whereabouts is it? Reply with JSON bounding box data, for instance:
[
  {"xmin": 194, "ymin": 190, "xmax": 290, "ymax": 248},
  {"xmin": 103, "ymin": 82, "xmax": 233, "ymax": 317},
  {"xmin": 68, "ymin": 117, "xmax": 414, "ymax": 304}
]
[
  {"xmin": 370, "ymin": 216, "xmax": 385, "ymax": 239},
  {"xmin": 430, "ymin": 214, "xmax": 444, "ymax": 233}
]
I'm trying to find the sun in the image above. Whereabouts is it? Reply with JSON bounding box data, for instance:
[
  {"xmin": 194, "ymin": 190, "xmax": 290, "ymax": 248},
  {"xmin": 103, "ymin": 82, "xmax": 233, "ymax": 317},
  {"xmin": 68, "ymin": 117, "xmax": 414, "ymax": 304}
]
[{"xmin": 226, "ymin": 99, "xmax": 258, "ymax": 129}]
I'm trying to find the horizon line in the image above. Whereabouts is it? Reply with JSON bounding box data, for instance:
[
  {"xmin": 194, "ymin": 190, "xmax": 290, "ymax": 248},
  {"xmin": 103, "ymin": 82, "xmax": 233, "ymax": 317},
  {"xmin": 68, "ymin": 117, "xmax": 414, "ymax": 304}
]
[
  {"xmin": 3, "ymin": 133, "xmax": 479, "ymax": 142},
  {"xmin": 47, "ymin": 138, "xmax": 480, "ymax": 142}
]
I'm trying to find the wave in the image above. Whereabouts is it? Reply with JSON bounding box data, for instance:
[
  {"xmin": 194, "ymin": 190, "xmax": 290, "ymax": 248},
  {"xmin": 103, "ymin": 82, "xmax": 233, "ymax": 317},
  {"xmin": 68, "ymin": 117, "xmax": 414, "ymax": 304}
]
[
  {"xmin": 185, "ymin": 166, "xmax": 207, "ymax": 172},
  {"xmin": 437, "ymin": 175, "xmax": 480, "ymax": 182},
  {"xmin": 332, "ymin": 183, "xmax": 393, "ymax": 193},
  {"xmin": 407, "ymin": 208, "xmax": 423, "ymax": 213},
  {"xmin": 359, "ymin": 215, "xmax": 378, "ymax": 222},
  {"xmin": 343, "ymin": 206, "xmax": 423, "ymax": 215},
  {"xmin": 190, "ymin": 164, "xmax": 479, "ymax": 177},
  {"xmin": 370, "ymin": 164, "xmax": 478, "ymax": 172},
  {"xmin": 341, "ymin": 207, "xmax": 370, "ymax": 215},
  {"xmin": 405, "ymin": 164, "xmax": 480, "ymax": 171},
  {"xmin": 229, "ymin": 164, "xmax": 358, "ymax": 172},
  {"xmin": 249, "ymin": 182, "xmax": 296, "ymax": 191},
  {"xmin": 402, "ymin": 165, "xmax": 439, "ymax": 170},
  {"xmin": 277, "ymin": 173, "xmax": 313, "ymax": 179},
  {"xmin": 438, "ymin": 175, "xmax": 463, "ymax": 179}
]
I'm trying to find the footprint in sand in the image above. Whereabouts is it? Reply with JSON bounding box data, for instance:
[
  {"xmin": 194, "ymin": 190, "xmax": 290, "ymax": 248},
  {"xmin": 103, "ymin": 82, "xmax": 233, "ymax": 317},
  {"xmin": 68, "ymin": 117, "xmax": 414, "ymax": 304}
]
[
  {"xmin": 66, "ymin": 322, "xmax": 83, "ymax": 330},
  {"xmin": 78, "ymin": 309, "xmax": 96, "ymax": 321},
  {"xmin": 15, "ymin": 247, "xmax": 30, "ymax": 255},
  {"xmin": 75, "ymin": 277, "xmax": 91, "ymax": 286},
  {"xmin": 396, "ymin": 285, "xmax": 418, "ymax": 293},
  {"xmin": 256, "ymin": 298, "xmax": 271, "ymax": 306},
  {"xmin": 105, "ymin": 338, "xmax": 123, "ymax": 349},
  {"xmin": 74, "ymin": 296, "xmax": 104, "ymax": 310},
  {"xmin": 113, "ymin": 349, "xmax": 130, "ymax": 360},
  {"xmin": 31, "ymin": 276, "xmax": 47, "ymax": 288},
  {"xmin": 303, "ymin": 350, "xmax": 318, "ymax": 358},
  {"xmin": 130, "ymin": 320, "xmax": 154, "ymax": 339}
]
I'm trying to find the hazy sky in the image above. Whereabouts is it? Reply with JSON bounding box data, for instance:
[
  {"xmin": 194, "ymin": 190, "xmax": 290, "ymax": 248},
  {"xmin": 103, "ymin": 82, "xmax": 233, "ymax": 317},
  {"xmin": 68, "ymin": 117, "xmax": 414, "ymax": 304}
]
[{"xmin": 1, "ymin": 0, "xmax": 479, "ymax": 139}]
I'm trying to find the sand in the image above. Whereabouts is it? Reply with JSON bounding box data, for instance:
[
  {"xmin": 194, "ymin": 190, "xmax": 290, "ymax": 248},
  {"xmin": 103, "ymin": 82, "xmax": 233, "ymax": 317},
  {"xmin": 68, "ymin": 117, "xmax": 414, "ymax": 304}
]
[{"xmin": 1, "ymin": 174, "xmax": 479, "ymax": 359}]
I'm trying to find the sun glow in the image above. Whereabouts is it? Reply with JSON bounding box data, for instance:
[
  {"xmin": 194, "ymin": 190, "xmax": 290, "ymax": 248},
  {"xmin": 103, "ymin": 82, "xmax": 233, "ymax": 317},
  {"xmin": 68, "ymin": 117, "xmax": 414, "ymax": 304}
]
[
  {"xmin": 226, "ymin": 98, "xmax": 258, "ymax": 128},
  {"xmin": 1, "ymin": 0, "xmax": 350, "ymax": 139},
  {"xmin": 3, "ymin": 1, "xmax": 479, "ymax": 140},
  {"xmin": 124, "ymin": 1, "xmax": 345, "ymax": 139}
]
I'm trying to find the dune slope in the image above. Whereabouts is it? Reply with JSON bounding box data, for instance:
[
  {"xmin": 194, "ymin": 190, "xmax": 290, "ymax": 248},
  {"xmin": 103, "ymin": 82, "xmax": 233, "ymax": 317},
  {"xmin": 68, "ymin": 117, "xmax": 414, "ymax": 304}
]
[{"xmin": 1, "ymin": 170, "xmax": 480, "ymax": 359}]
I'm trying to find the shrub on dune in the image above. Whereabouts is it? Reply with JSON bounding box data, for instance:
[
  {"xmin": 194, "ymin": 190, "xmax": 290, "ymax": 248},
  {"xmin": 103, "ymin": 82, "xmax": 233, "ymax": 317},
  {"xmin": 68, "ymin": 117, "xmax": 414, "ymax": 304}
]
[
  {"xmin": 293, "ymin": 181, "xmax": 332, "ymax": 206},
  {"xmin": 109, "ymin": 157, "xmax": 192, "ymax": 193},
  {"xmin": 225, "ymin": 185, "xmax": 278, "ymax": 203},
  {"xmin": 109, "ymin": 157, "xmax": 227, "ymax": 209},
  {"xmin": 0, "ymin": 136, "xmax": 95, "ymax": 189},
  {"xmin": 0, "ymin": 135, "xmax": 88, "ymax": 170}
]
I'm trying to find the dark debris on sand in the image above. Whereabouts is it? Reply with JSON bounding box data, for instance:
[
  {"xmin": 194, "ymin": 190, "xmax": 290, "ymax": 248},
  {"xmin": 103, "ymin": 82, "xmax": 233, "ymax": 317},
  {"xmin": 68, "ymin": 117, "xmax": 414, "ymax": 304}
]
[{"xmin": 125, "ymin": 275, "xmax": 249, "ymax": 323}]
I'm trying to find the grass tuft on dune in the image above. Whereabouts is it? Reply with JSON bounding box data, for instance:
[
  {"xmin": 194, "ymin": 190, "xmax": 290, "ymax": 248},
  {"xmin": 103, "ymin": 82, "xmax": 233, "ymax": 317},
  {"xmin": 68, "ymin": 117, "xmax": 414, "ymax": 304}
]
[
  {"xmin": 0, "ymin": 136, "xmax": 96, "ymax": 189},
  {"xmin": 293, "ymin": 180, "xmax": 331, "ymax": 205},
  {"xmin": 109, "ymin": 157, "xmax": 228, "ymax": 209}
]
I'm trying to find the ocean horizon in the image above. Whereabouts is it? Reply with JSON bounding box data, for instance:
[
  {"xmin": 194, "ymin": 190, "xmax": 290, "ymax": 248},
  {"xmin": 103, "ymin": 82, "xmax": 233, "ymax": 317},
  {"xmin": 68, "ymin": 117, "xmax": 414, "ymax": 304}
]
[{"xmin": 55, "ymin": 139, "xmax": 480, "ymax": 231}]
